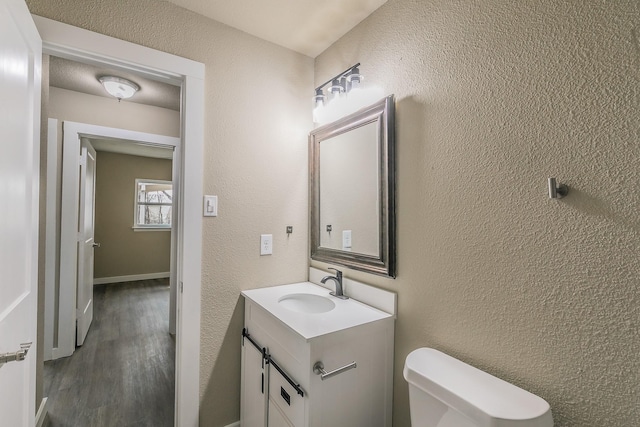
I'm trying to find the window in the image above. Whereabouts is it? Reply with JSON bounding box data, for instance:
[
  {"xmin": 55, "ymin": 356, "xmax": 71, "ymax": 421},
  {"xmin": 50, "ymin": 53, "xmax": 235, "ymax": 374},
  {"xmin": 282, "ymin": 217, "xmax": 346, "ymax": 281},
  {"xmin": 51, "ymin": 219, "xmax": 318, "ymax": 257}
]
[{"xmin": 134, "ymin": 179, "xmax": 172, "ymax": 229}]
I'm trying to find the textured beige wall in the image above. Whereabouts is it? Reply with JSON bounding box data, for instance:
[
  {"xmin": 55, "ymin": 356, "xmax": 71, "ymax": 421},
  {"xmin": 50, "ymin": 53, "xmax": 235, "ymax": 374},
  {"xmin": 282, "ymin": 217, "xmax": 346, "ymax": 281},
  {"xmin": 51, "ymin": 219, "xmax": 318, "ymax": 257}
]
[
  {"xmin": 27, "ymin": 1, "xmax": 313, "ymax": 425},
  {"xmin": 314, "ymin": 1, "xmax": 640, "ymax": 426},
  {"xmin": 49, "ymin": 87, "xmax": 180, "ymax": 138},
  {"xmin": 94, "ymin": 152, "xmax": 172, "ymax": 279}
]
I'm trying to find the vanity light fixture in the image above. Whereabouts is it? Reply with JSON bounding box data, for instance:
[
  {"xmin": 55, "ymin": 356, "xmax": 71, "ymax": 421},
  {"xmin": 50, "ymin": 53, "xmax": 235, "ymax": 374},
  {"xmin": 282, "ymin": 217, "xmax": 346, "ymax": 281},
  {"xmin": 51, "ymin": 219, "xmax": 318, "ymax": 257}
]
[
  {"xmin": 313, "ymin": 63, "xmax": 383, "ymax": 124},
  {"xmin": 314, "ymin": 63, "xmax": 359, "ymax": 109},
  {"xmin": 98, "ymin": 76, "xmax": 140, "ymax": 101}
]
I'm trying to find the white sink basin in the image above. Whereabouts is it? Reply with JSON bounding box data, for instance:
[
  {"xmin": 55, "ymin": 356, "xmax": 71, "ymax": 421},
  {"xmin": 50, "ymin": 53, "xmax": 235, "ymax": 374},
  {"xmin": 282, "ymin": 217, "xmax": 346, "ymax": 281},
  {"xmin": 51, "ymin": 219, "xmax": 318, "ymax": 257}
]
[
  {"xmin": 242, "ymin": 282, "xmax": 393, "ymax": 339},
  {"xmin": 278, "ymin": 293, "xmax": 336, "ymax": 314}
]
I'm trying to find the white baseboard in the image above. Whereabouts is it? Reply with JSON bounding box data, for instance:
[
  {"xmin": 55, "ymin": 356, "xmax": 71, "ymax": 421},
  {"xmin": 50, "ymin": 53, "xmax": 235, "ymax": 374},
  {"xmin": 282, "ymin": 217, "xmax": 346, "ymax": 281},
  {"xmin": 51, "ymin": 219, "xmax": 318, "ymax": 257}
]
[
  {"xmin": 93, "ymin": 272, "xmax": 170, "ymax": 285},
  {"xmin": 50, "ymin": 346, "xmax": 73, "ymax": 361},
  {"xmin": 224, "ymin": 422, "xmax": 240, "ymax": 427},
  {"xmin": 36, "ymin": 397, "xmax": 48, "ymax": 427}
]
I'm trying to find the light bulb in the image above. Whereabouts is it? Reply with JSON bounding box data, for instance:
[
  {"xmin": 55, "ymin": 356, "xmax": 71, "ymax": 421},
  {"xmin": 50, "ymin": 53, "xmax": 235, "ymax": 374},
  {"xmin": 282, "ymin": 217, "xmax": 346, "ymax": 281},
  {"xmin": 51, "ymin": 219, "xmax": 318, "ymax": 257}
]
[
  {"xmin": 346, "ymin": 67, "xmax": 362, "ymax": 86},
  {"xmin": 313, "ymin": 88, "xmax": 326, "ymax": 108},
  {"xmin": 328, "ymin": 78, "xmax": 344, "ymax": 100}
]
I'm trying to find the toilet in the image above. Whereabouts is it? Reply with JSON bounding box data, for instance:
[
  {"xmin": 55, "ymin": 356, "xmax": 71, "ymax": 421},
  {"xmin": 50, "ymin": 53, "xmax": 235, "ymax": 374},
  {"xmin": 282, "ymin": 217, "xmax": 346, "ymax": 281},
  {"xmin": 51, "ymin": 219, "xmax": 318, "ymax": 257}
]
[{"xmin": 403, "ymin": 348, "xmax": 553, "ymax": 427}]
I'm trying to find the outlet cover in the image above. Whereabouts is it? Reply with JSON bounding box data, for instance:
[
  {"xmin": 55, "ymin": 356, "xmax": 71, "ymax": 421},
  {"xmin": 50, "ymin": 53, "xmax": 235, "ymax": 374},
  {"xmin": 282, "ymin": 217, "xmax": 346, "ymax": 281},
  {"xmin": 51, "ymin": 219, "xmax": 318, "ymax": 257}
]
[
  {"xmin": 260, "ymin": 234, "xmax": 273, "ymax": 255},
  {"xmin": 342, "ymin": 230, "xmax": 352, "ymax": 249}
]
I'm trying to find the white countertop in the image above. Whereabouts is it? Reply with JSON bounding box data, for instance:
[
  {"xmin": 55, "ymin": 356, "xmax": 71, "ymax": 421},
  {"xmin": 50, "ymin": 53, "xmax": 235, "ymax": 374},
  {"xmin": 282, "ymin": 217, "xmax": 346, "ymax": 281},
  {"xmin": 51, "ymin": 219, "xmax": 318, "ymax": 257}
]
[{"xmin": 241, "ymin": 281, "xmax": 393, "ymax": 340}]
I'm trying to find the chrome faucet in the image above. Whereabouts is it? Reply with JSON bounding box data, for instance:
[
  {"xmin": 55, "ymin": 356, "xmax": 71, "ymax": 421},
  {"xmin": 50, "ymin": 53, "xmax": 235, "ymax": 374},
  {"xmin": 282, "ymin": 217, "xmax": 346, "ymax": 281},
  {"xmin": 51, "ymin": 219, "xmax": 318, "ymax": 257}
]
[{"xmin": 321, "ymin": 268, "xmax": 349, "ymax": 300}]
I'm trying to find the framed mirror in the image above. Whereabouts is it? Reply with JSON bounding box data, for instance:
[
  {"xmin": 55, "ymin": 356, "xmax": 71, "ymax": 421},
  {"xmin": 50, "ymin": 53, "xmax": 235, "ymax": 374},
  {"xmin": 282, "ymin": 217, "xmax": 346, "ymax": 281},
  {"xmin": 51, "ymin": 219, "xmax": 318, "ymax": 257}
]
[{"xmin": 309, "ymin": 95, "xmax": 396, "ymax": 278}]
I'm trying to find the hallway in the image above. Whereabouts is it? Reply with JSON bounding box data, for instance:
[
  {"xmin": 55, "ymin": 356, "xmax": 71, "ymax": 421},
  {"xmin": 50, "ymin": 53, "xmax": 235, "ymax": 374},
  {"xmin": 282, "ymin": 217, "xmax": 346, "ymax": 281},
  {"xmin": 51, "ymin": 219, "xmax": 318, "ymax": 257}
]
[{"xmin": 44, "ymin": 279, "xmax": 175, "ymax": 427}]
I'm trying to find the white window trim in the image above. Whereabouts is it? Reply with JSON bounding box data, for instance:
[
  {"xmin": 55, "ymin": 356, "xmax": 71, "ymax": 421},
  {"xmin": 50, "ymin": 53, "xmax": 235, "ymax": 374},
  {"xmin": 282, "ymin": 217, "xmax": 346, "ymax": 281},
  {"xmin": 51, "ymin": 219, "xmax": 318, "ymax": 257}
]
[
  {"xmin": 132, "ymin": 227, "xmax": 172, "ymax": 232},
  {"xmin": 133, "ymin": 178, "xmax": 173, "ymax": 230}
]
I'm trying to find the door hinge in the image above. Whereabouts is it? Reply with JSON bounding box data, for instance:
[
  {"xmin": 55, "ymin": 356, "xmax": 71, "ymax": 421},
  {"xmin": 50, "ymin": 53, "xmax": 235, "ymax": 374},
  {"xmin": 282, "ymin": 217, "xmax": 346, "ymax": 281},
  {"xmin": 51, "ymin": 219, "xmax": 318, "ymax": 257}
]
[{"xmin": 180, "ymin": 282, "xmax": 184, "ymax": 293}]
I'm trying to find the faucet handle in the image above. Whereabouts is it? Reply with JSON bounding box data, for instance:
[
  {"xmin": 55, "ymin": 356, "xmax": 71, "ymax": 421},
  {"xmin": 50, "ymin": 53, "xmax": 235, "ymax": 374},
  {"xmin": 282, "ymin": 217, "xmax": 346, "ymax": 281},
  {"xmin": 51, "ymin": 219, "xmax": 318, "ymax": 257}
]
[{"xmin": 328, "ymin": 267, "xmax": 342, "ymax": 278}]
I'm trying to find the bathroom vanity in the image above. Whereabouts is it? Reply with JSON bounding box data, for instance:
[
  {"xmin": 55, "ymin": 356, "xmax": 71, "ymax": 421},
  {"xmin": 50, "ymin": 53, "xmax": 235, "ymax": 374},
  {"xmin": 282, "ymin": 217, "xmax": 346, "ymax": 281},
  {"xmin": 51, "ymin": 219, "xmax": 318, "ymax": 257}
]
[{"xmin": 241, "ymin": 281, "xmax": 395, "ymax": 427}]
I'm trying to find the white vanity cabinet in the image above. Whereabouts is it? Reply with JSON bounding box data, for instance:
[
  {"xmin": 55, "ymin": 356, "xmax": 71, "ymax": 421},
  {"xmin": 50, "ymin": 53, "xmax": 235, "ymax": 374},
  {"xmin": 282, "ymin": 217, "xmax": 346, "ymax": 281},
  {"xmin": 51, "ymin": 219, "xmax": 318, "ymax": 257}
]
[{"xmin": 241, "ymin": 282, "xmax": 395, "ymax": 427}]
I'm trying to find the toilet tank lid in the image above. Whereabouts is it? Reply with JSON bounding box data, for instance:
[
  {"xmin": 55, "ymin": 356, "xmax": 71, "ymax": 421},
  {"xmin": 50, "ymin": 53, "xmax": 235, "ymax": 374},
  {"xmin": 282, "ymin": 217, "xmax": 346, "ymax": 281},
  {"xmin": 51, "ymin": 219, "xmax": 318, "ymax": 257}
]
[{"xmin": 403, "ymin": 348, "xmax": 552, "ymax": 427}]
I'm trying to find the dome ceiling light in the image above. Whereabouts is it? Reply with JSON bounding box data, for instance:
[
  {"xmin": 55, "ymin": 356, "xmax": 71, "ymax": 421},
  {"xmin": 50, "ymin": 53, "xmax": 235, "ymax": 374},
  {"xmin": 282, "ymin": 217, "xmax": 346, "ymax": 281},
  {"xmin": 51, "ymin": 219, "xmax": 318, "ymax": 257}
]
[{"xmin": 98, "ymin": 76, "xmax": 140, "ymax": 101}]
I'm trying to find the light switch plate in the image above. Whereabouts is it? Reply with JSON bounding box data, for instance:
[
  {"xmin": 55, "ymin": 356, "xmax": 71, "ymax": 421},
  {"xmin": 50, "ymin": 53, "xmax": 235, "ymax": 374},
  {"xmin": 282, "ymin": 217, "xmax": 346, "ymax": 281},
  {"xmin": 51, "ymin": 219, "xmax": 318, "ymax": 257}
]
[
  {"xmin": 203, "ymin": 195, "xmax": 217, "ymax": 217},
  {"xmin": 260, "ymin": 234, "xmax": 273, "ymax": 255}
]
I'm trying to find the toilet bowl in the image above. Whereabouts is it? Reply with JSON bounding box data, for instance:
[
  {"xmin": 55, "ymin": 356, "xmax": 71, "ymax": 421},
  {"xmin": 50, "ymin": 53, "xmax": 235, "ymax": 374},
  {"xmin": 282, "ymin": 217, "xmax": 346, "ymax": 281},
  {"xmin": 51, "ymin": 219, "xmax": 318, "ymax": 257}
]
[{"xmin": 403, "ymin": 348, "xmax": 553, "ymax": 427}]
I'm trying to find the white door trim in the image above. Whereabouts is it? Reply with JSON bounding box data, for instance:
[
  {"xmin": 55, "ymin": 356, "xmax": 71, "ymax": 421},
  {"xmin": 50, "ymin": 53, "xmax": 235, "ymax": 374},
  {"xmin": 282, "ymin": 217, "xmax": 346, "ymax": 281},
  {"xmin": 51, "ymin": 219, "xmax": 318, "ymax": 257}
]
[
  {"xmin": 34, "ymin": 16, "xmax": 204, "ymax": 427},
  {"xmin": 43, "ymin": 118, "xmax": 57, "ymax": 361}
]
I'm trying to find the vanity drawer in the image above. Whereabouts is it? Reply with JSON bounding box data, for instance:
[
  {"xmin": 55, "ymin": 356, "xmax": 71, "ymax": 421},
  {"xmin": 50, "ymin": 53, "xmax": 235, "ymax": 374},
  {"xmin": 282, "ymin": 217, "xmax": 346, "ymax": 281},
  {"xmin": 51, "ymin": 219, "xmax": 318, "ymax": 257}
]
[{"xmin": 269, "ymin": 361, "xmax": 305, "ymax": 426}]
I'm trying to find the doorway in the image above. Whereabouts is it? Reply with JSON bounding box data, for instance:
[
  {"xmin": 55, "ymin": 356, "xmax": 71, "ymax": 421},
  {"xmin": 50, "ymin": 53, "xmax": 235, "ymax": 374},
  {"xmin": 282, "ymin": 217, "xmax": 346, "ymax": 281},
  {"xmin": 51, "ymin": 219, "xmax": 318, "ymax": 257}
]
[
  {"xmin": 48, "ymin": 120, "xmax": 181, "ymax": 360},
  {"xmin": 45, "ymin": 128, "xmax": 177, "ymax": 425},
  {"xmin": 44, "ymin": 118, "xmax": 180, "ymax": 423},
  {"xmin": 34, "ymin": 16, "xmax": 204, "ymax": 426}
]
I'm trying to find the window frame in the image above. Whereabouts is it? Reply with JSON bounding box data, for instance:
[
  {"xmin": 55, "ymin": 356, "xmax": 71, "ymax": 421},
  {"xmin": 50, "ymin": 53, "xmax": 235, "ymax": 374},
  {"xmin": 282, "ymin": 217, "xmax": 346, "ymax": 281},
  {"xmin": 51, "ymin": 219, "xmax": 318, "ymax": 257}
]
[{"xmin": 133, "ymin": 178, "xmax": 173, "ymax": 230}]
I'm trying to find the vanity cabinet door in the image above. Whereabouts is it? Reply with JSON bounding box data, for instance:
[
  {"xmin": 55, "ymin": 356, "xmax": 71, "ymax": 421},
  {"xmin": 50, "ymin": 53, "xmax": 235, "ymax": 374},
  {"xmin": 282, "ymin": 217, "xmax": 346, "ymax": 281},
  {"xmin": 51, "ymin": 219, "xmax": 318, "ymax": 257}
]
[
  {"xmin": 268, "ymin": 362, "xmax": 305, "ymax": 427},
  {"xmin": 268, "ymin": 400, "xmax": 294, "ymax": 427},
  {"xmin": 241, "ymin": 341, "xmax": 267, "ymax": 427}
]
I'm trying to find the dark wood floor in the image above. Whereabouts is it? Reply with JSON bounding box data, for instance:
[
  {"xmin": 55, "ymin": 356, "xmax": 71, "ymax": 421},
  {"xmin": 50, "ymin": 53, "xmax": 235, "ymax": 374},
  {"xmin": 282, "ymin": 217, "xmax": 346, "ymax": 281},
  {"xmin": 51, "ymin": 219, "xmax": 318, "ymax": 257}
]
[{"xmin": 44, "ymin": 279, "xmax": 175, "ymax": 427}]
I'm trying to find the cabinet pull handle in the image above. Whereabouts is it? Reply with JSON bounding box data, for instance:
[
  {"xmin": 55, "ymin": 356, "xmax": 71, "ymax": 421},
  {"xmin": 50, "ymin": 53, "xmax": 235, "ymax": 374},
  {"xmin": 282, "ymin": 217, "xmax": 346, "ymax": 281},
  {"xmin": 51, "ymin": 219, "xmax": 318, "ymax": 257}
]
[{"xmin": 313, "ymin": 361, "xmax": 357, "ymax": 380}]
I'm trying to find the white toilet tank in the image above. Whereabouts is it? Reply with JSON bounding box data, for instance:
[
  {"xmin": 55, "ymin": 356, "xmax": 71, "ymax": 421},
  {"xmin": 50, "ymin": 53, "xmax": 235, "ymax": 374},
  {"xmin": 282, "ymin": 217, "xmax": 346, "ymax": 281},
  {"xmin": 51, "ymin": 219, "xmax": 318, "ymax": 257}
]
[{"xmin": 403, "ymin": 348, "xmax": 553, "ymax": 427}]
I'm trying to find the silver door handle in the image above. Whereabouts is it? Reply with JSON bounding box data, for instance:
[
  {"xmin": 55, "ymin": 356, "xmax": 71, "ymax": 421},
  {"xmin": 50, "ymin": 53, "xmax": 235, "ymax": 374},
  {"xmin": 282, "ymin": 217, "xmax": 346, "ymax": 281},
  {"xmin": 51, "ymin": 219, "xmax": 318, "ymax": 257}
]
[
  {"xmin": 313, "ymin": 360, "xmax": 356, "ymax": 380},
  {"xmin": 0, "ymin": 342, "xmax": 32, "ymax": 367},
  {"xmin": 92, "ymin": 242, "xmax": 101, "ymax": 248}
]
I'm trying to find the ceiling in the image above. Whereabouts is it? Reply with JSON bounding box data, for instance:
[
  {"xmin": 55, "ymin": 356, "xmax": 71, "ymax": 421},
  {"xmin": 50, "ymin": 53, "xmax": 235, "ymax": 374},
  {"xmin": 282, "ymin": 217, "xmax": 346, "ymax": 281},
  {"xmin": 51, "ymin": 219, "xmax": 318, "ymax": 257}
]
[
  {"xmin": 164, "ymin": 0, "xmax": 387, "ymax": 58},
  {"xmin": 49, "ymin": 0, "xmax": 388, "ymax": 122},
  {"xmin": 49, "ymin": 56, "xmax": 181, "ymax": 111},
  {"xmin": 48, "ymin": 57, "xmax": 178, "ymax": 158}
]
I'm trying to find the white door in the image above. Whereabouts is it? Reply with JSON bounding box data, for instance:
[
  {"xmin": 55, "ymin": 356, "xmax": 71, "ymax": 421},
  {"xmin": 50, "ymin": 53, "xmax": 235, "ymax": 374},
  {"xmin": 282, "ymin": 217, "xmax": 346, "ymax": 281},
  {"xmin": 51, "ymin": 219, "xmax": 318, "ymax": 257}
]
[
  {"xmin": 0, "ymin": 0, "xmax": 42, "ymax": 425},
  {"xmin": 241, "ymin": 340, "xmax": 268, "ymax": 427},
  {"xmin": 76, "ymin": 139, "xmax": 97, "ymax": 346}
]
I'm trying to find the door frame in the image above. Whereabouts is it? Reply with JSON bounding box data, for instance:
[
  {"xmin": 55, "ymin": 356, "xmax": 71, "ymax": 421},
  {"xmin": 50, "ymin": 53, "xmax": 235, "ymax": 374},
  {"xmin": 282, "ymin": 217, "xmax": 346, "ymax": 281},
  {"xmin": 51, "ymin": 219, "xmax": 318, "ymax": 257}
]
[
  {"xmin": 57, "ymin": 122, "xmax": 181, "ymax": 358},
  {"xmin": 34, "ymin": 15, "xmax": 204, "ymax": 427}
]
